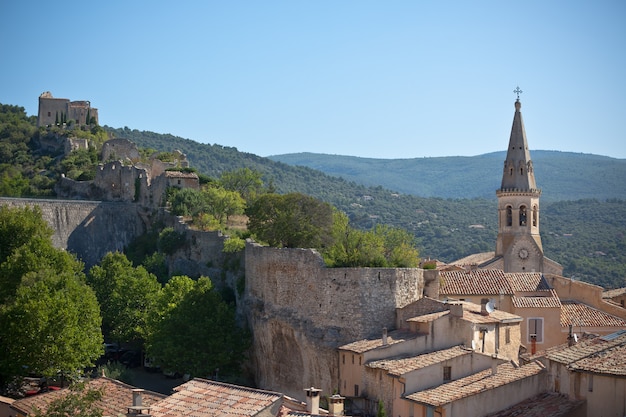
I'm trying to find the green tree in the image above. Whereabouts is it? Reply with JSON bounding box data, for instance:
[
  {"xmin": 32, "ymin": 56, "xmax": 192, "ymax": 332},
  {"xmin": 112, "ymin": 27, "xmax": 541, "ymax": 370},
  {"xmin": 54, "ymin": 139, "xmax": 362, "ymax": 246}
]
[
  {"xmin": 0, "ymin": 205, "xmax": 53, "ymax": 266},
  {"xmin": 219, "ymin": 167, "xmax": 265, "ymax": 202},
  {"xmin": 32, "ymin": 381, "xmax": 104, "ymax": 417},
  {"xmin": 0, "ymin": 270, "xmax": 103, "ymax": 381},
  {"xmin": 87, "ymin": 252, "xmax": 160, "ymax": 344},
  {"xmin": 146, "ymin": 276, "xmax": 249, "ymax": 379},
  {"xmin": 246, "ymin": 193, "xmax": 334, "ymax": 248},
  {"xmin": 168, "ymin": 187, "xmax": 205, "ymax": 217},
  {"xmin": 201, "ymin": 186, "xmax": 245, "ymax": 224}
]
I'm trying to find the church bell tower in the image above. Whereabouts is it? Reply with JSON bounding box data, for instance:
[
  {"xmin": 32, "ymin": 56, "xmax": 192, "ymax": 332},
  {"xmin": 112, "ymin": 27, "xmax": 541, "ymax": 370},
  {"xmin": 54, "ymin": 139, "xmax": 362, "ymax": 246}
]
[{"xmin": 495, "ymin": 88, "xmax": 544, "ymax": 272}]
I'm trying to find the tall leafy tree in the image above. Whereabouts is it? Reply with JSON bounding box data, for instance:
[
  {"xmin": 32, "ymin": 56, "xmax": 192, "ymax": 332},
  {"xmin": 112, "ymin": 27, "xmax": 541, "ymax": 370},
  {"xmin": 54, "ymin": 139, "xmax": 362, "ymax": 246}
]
[
  {"xmin": 218, "ymin": 167, "xmax": 265, "ymax": 202},
  {"xmin": 0, "ymin": 270, "xmax": 103, "ymax": 381},
  {"xmin": 87, "ymin": 252, "xmax": 160, "ymax": 344},
  {"xmin": 146, "ymin": 276, "xmax": 249, "ymax": 379},
  {"xmin": 0, "ymin": 205, "xmax": 53, "ymax": 266},
  {"xmin": 246, "ymin": 193, "xmax": 334, "ymax": 248},
  {"xmin": 201, "ymin": 186, "xmax": 245, "ymax": 224}
]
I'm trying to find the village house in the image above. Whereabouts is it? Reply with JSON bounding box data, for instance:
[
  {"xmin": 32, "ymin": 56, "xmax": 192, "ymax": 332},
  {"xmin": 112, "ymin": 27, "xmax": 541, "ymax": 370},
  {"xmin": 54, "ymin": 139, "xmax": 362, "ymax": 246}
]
[
  {"xmin": 338, "ymin": 297, "xmax": 523, "ymax": 415},
  {"xmin": 540, "ymin": 330, "xmax": 626, "ymax": 417}
]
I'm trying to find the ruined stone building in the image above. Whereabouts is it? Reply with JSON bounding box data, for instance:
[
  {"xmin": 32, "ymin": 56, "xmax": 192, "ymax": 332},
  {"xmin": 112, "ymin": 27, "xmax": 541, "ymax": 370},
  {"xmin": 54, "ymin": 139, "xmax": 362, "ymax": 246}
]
[{"xmin": 37, "ymin": 91, "xmax": 98, "ymax": 127}]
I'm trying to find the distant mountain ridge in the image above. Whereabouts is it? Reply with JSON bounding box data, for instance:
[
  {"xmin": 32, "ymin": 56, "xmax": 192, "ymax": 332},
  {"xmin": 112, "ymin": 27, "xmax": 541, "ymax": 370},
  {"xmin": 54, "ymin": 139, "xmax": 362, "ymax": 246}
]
[{"xmin": 268, "ymin": 151, "xmax": 626, "ymax": 201}]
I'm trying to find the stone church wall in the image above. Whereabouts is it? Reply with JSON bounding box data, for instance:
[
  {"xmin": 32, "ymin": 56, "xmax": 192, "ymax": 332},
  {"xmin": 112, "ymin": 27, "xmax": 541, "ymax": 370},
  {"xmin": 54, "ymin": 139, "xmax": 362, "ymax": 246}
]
[{"xmin": 244, "ymin": 242, "xmax": 427, "ymax": 399}]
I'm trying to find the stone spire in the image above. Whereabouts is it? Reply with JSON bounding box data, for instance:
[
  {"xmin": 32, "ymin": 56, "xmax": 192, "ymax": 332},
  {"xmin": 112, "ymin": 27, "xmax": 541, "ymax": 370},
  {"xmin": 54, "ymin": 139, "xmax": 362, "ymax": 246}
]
[{"xmin": 499, "ymin": 97, "xmax": 539, "ymax": 193}]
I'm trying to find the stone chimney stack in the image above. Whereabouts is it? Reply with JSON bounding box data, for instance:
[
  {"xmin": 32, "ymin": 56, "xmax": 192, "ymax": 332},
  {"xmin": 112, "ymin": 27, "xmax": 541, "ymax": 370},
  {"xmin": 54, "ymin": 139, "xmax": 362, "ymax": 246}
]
[
  {"xmin": 449, "ymin": 302, "xmax": 464, "ymax": 317},
  {"xmin": 127, "ymin": 389, "xmax": 151, "ymax": 416},
  {"xmin": 328, "ymin": 394, "xmax": 345, "ymax": 416},
  {"xmin": 304, "ymin": 387, "xmax": 322, "ymax": 414},
  {"xmin": 480, "ymin": 298, "xmax": 490, "ymax": 316},
  {"xmin": 382, "ymin": 327, "xmax": 388, "ymax": 346}
]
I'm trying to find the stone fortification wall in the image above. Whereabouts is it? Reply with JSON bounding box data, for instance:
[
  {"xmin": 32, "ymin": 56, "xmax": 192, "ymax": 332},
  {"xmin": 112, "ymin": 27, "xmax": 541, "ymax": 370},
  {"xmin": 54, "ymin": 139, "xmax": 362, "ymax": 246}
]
[
  {"xmin": 0, "ymin": 198, "xmax": 147, "ymax": 268},
  {"xmin": 244, "ymin": 242, "xmax": 426, "ymax": 400}
]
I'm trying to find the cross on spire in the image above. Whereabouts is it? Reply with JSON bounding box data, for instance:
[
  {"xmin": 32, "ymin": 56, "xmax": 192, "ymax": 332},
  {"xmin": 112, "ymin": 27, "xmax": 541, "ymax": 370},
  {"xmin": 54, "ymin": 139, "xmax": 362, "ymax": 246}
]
[{"xmin": 513, "ymin": 86, "xmax": 523, "ymax": 100}]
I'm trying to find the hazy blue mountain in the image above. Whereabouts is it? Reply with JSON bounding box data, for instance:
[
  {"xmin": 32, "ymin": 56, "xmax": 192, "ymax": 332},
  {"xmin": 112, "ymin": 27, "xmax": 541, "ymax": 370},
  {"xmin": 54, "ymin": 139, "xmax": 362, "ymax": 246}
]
[{"xmin": 268, "ymin": 151, "xmax": 626, "ymax": 201}]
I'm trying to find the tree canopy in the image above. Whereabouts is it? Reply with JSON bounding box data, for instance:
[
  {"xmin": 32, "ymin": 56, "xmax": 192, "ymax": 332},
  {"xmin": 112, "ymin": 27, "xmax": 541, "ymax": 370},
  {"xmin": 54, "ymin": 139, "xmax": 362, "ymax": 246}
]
[
  {"xmin": 87, "ymin": 252, "xmax": 160, "ymax": 344},
  {"xmin": 146, "ymin": 276, "xmax": 249, "ymax": 378}
]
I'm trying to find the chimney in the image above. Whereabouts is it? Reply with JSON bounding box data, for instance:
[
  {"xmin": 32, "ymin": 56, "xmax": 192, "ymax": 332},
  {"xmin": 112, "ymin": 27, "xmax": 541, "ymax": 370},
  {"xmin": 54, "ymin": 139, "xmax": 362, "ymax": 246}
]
[
  {"xmin": 127, "ymin": 389, "xmax": 151, "ymax": 416},
  {"xmin": 491, "ymin": 361, "xmax": 498, "ymax": 376},
  {"xmin": 480, "ymin": 298, "xmax": 489, "ymax": 316},
  {"xmin": 304, "ymin": 387, "xmax": 322, "ymax": 414},
  {"xmin": 449, "ymin": 302, "xmax": 463, "ymax": 317},
  {"xmin": 328, "ymin": 394, "xmax": 345, "ymax": 416},
  {"xmin": 382, "ymin": 327, "xmax": 388, "ymax": 346},
  {"xmin": 132, "ymin": 389, "xmax": 143, "ymax": 408},
  {"xmin": 567, "ymin": 324, "xmax": 576, "ymax": 347}
]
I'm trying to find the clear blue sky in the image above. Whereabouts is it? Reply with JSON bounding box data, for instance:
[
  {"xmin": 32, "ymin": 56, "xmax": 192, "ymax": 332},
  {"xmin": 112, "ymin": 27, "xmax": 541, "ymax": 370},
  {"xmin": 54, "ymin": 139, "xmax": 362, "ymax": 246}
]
[{"xmin": 1, "ymin": 1, "xmax": 624, "ymax": 159}]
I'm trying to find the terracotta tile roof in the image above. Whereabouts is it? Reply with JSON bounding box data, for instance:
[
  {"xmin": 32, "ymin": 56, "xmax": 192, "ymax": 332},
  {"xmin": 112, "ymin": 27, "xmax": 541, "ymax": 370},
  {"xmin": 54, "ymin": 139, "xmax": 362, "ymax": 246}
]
[
  {"xmin": 507, "ymin": 272, "xmax": 550, "ymax": 292},
  {"xmin": 11, "ymin": 377, "xmax": 166, "ymax": 416},
  {"xmin": 512, "ymin": 290, "xmax": 562, "ymax": 308},
  {"xmin": 459, "ymin": 302, "xmax": 522, "ymax": 324},
  {"xmin": 440, "ymin": 271, "xmax": 557, "ymax": 297},
  {"xmin": 439, "ymin": 270, "xmax": 512, "ymax": 295},
  {"xmin": 150, "ymin": 378, "xmax": 283, "ymax": 417},
  {"xmin": 406, "ymin": 310, "xmax": 450, "ymax": 322},
  {"xmin": 545, "ymin": 330, "xmax": 626, "ymax": 376},
  {"xmin": 569, "ymin": 343, "xmax": 626, "ymax": 376},
  {"xmin": 484, "ymin": 392, "xmax": 584, "ymax": 417},
  {"xmin": 560, "ymin": 300, "xmax": 626, "ymax": 328},
  {"xmin": 338, "ymin": 329, "xmax": 419, "ymax": 353},
  {"xmin": 367, "ymin": 345, "xmax": 473, "ymax": 376},
  {"xmin": 404, "ymin": 361, "xmax": 545, "ymax": 407}
]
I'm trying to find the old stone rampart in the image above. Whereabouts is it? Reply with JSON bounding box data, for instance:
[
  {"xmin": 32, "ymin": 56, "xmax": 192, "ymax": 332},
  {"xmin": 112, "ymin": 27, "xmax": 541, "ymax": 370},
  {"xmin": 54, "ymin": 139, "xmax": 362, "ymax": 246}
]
[
  {"xmin": 0, "ymin": 197, "xmax": 147, "ymax": 268},
  {"xmin": 244, "ymin": 241, "xmax": 427, "ymax": 399}
]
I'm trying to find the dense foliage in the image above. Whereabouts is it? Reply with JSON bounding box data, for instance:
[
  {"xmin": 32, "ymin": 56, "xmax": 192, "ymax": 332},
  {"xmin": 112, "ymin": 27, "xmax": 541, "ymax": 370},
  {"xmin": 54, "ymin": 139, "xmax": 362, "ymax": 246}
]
[
  {"xmin": 0, "ymin": 206, "xmax": 103, "ymax": 387},
  {"xmin": 146, "ymin": 276, "xmax": 248, "ymax": 379}
]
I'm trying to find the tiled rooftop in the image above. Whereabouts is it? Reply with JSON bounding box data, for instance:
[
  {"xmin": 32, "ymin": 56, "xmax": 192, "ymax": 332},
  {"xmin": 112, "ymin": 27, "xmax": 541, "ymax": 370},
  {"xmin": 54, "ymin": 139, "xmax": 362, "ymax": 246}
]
[
  {"xmin": 404, "ymin": 361, "xmax": 545, "ymax": 407},
  {"xmin": 338, "ymin": 329, "xmax": 419, "ymax": 353},
  {"xmin": 440, "ymin": 270, "xmax": 557, "ymax": 297},
  {"xmin": 367, "ymin": 345, "xmax": 473, "ymax": 376},
  {"xmin": 439, "ymin": 270, "xmax": 512, "ymax": 295},
  {"xmin": 507, "ymin": 272, "xmax": 550, "ymax": 292},
  {"xmin": 11, "ymin": 377, "xmax": 166, "ymax": 416},
  {"xmin": 150, "ymin": 378, "xmax": 283, "ymax": 417},
  {"xmin": 484, "ymin": 392, "xmax": 584, "ymax": 417},
  {"xmin": 545, "ymin": 330, "xmax": 626, "ymax": 376},
  {"xmin": 512, "ymin": 290, "xmax": 562, "ymax": 309},
  {"xmin": 560, "ymin": 300, "xmax": 626, "ymax": 328},
  {"xmin": 460, "ymin": 302, "xmax": 522, "ymax": 324},
  {"xmin": 448, "ymin": 251, "xmax": 496, "ymax": 267}
]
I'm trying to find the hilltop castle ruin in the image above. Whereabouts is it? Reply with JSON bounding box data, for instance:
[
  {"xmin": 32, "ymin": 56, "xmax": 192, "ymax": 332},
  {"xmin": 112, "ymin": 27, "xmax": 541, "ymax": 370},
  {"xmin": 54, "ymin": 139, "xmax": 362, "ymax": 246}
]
[{"xmin": 37, "ymin": 91, "xmax": 99, "ymax": 127}]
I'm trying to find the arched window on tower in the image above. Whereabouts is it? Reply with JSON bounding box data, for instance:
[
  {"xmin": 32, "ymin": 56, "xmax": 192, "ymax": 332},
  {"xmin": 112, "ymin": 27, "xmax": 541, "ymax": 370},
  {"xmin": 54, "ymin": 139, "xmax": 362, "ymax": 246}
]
[
  {"xmin": 506, "ymin": 206, "xmax": 512, "ymax": 227},
  {"xmin": 533, "ymin": 205, "xmax": 538, "ymax": 227},
  {"xmin": 519, "ymin": 205, "xmax": 527, "ymax": 226}
]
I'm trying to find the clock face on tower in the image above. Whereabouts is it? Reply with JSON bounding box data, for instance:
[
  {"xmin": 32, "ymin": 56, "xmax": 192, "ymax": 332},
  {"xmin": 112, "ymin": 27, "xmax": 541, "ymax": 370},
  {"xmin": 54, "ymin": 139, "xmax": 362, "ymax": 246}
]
[{"xmin": 518, "ymin": 248, "xmax": 529, "ymax": 260}]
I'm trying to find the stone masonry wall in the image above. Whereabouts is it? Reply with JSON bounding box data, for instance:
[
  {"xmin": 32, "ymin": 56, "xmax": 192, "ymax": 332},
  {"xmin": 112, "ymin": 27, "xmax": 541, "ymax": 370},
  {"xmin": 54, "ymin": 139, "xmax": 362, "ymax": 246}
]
[
  {"xmin": 244, "ymin": 242, "xmax": 426, "ymax": 400},
  {"xmin": 0, "ymin": 198, "xmax": 148, "ymax": 268}
]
